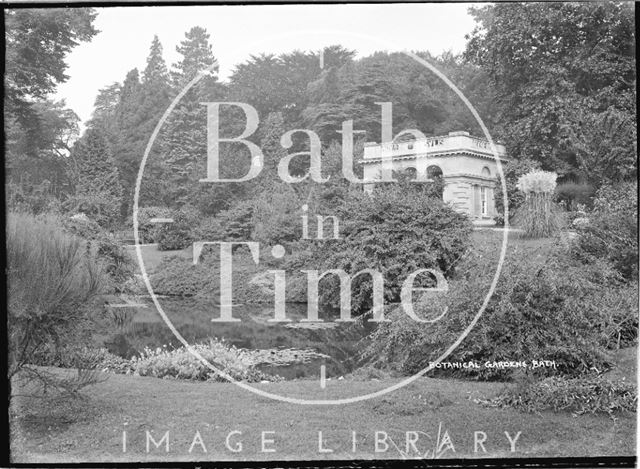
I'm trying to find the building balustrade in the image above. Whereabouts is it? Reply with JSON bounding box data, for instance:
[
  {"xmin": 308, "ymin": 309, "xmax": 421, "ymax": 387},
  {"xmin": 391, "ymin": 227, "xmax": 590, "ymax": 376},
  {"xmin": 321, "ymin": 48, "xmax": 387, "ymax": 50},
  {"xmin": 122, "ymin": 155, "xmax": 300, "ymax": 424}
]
[
  {"xmin": 362, "ymin": 131, "xmax": 507, "ymax": 161},
  {"xmin": 360, "ymin": 131, "xmax": 508, "ymax": 225}
]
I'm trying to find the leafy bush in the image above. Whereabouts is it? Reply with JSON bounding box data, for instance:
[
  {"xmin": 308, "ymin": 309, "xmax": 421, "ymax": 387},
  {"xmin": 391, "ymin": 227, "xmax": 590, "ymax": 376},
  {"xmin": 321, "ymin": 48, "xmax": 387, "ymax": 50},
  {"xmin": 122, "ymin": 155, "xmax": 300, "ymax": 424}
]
[
  {"xmin": 573, "ymin": 181, "xmax": 638, "ymax": 280},
  {"xmin": 96, "ymin": 348, "xmax": 132, "ymax": 373},
  {"xmin": 375, "ymin": 170, "xmax": 446, "ymax": 200},
  {"xmin": 489, "ymin": 376, "xmax": 637, "ymax": 415},
  {"xmin": 61, "ymin": 213, "xmax": 103, "ymax": 239},
  {"xmin": 150, "ymin": 250, "xmax": 273, "ymax": 302},
  {"xmin": 60, "ymin": 214, "xmax": 135, "ymax": 293},
  {"xmin": 560, "ymin": 204, "xmax": 588, "ymax": 228},
  {"xmin": 156, "ymin": 206, "xmax": 199, "ymax": 251},
  {"xmin": 118, "ymin": 340, "xmax": 278, "ymax": 382},
  {"xmin": 63, "ymin": 191, "xmax": 121, "ymax": 229},
  {"xmin": 23, "ymin": 338, "xmax": 279, "ymax": 385},
  {"xmin": 217, "ymin": 200, "xmax": 254, "ymax": 241},
  {"xmin": 29, "ymin": 344, "xmax": 126, "ymax": 370},
  {"xmin": 7, "ymin": 212, "xmax": 106, "ymax": 381},
  {"xmin": 150, "ymin": 256, "xmax": 217, "ymax": 297},
  {"xmin": 193, "ymin": 216, "xmax": 225, "ymax": 242},
  {"xmin": 364, "ymin": 246, "xmax": 633, "ymax": 381},
  {"xmin": 555, "ymin": 182, "xmax": 595, "ymax": 210},
  {"xmin": 306, "ymin": 181, "xmax": 472, "ymax": 316},
  {"xmin": 252, "ymin": 188, "xmax": 302, "ymax": 246},
  {"xmin": 7, "ymin": 180, "xmax": 63, "ymax": 215},
  {"xmin": 133, "ymin": 206, "xmax": 173, "ymax": 244},
  {"xmin": 186, "ymin": 180, "xmax": 247, "ymax": 216},
  {"xmin": 95, "ymin": 235, "xmax": 135, "ymax": 292},
  {"xmin": 31, "ymin": 345, "xmax": 131, "ymax": 374}
]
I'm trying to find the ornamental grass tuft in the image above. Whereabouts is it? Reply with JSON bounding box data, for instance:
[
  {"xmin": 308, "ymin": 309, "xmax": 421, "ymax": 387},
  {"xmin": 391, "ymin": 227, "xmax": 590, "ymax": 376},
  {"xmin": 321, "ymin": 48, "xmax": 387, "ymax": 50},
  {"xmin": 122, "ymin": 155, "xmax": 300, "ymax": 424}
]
[{"xmin": 514, "ymin": 171, "xmax": 563, "ymax": 238}]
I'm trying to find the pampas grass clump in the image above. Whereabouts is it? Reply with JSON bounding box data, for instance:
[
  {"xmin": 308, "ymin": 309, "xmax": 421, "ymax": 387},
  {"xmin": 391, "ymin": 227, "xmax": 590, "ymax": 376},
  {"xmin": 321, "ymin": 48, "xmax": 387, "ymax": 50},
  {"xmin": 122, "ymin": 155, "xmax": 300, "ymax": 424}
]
[
  {"xmin": 514, "ymin": 171, "xmax": 563, "ymax": 238},
  {"xmin": 516, "ymin": 170, "xmax": 558, "ymax": 194}
]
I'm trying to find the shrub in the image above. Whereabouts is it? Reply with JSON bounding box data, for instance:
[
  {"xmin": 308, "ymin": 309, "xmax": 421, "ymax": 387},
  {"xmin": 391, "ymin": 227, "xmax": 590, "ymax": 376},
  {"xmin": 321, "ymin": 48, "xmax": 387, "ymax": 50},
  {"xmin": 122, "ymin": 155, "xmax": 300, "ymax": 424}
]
[
  {"xmin": 67, "ymin": 126, "xmax": 124, "ymax": 229},
  {"xmin": 375, "ymin": 170, "xmax": 446, "ymax": 200},
  {"xmin": 363, "ymin": 247, "xmax": 632, "ymax": 381},
  {"xmin": 218, "ymin": 200, "xmax": 254, "ymax": 241},
  {"xmin": 513, "ymin": 171, "xmax": 563, "ymax": 238},
  {"xmin": 133, "ymin": 206, "xmax": 173, "ymax": 244},
  {"xmin": 252, "ymin": 188, "xmax": 302, "ymax": 246},
  {"xmin": 120, "ymin": 340, "xmax": 277, "ymax": 382},
  {"xmin": 61, "ymin": 213, "xmax": 103, "ymax": 239},
  {"xmin": 7, "ymin": 180, "xmax": 63, "ymax": 215},
  {"xmin": 193, "ymin": 216, "xmax": 225, "ymax": 242},
  {"xmin": 186, "ymin": 180, "xmax": 247, "ymax": 216},
  {"xmin": 150, "ymin": 250, "xmax": 272, "ymax": 302},
  {"xmin": 489, "ymin": 376, "xmax": 637, "ymax": 416},
  {"xmin": 95, "ymin": 235, "xmax": 135, "ymax": 292},
  {"xmin": 29, "ymin": 344, "xmax": 126, "ymax": 371},
  {"xmin": 63, "ymin": 191, "xmax": 121, "ymax": 229},
  {"xmin": 555, "ymin": 182, "xmax": 595, "ymax": 210},
  {"xmin": 156, "ymin": 206, "xmax": 199, "ymax": 251},
  {"xmin": 60, "ymin": 214, "xmax": 135, "ymax": 293},
  {"xmin": 7, "ymin": 212, "xmax": 106, "ymax": 383},
  {"xmin": 150, "ymin": 256, "xmax": 217, "ymax": 297},
  {"xmin": 573, "ymin": 181, "xmax": 638, "ymax": 280},
  {"xmin": 306, "ymin": 181, "xmax": 472, "ymax": 316}
]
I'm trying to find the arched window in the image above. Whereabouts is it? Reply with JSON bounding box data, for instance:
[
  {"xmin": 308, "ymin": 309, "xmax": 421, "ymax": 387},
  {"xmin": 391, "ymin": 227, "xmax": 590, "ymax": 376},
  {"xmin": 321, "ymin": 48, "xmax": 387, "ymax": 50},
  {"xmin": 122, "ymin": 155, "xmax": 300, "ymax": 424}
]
[
  {"xmin": 404, "ymin": 167, "xmax": 417, "ymax": 181},
  {"xmin": 427, "ymin": 165, "xmax": 443, "ymax": 179},
  {"xmin": 482, "ymin": 166, "xmax": 491, "ymax": 177}
]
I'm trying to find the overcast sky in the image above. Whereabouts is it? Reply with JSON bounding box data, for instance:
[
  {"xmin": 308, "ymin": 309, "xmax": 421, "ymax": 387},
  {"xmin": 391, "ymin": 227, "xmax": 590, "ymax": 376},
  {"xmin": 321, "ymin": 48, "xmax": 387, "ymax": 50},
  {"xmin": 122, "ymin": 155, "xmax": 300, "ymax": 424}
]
[{"xmin": 54, "ymin": 3, "xmax": 481, "ymax": 126}]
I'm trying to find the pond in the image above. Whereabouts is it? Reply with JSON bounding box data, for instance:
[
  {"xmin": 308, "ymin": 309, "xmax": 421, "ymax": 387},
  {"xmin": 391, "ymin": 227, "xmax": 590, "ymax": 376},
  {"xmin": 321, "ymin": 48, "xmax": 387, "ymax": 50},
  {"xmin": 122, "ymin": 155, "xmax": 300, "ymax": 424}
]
[{"xmin": 96, "ymin": 297, "xmax": 373, "ymax": 380}]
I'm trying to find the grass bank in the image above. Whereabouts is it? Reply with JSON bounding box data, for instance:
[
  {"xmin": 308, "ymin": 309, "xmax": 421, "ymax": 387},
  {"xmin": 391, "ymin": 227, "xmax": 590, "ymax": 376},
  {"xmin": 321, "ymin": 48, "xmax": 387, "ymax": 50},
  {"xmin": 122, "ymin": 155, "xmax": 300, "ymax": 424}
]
[
  {"xmin": 10, "ymin": 232, "xmax": 636, "ymax": 462},
  {"xmin": 10, "ymin": 360, "xmax": 636, "ymax": 463}
]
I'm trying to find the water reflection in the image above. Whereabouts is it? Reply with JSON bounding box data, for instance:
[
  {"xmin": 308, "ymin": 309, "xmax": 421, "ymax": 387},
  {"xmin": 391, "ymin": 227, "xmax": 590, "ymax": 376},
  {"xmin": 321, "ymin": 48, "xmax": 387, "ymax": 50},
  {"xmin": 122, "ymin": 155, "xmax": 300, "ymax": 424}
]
[{"xmin": 98, "ymin": 298, "xmax": 369, "ymax": 379}]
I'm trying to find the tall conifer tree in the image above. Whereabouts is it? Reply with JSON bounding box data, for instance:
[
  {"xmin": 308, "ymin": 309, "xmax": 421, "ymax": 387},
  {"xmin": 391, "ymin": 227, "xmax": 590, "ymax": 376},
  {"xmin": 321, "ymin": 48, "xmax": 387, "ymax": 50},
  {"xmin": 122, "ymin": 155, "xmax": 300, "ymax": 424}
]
[
  {"xmin": 137, "ymin": 35, "xmax": 173, "ymax": 207},
  {"xmin": 161, "ymin": 27, "xmax": 223, "ymax": 206},
  {"xmin": 143, "ymin": 35, "xmax": 170, "ymax": 85},
  {"xmin": 67, "ymin": 127, "xmax": 123, "ymax": 226}
]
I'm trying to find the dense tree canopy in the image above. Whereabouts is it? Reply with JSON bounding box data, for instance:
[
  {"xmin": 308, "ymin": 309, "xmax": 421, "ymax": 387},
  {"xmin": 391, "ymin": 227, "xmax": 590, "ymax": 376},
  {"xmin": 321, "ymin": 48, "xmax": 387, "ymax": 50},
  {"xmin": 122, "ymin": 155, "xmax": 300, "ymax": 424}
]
[
  {"xmin": 465, "ymin": 2, "xmax": 636, "ymax": 184},
  {"xmin": 228, "ymin": 46, "xmax": 355, "ymax": 128},
  {"xmin": 5, "ymin": 8, "xmax": 97, "ymax": 121},
  {"xmin": 66, "ymin": 127, "xmax": 123, "ymax": 227},
  {"xmin": 302, "ymin": 51, "xmax": 496, "ymax": 146},
  {"xmin": 7, "ymin": 6, "xmax": 635, "ymax": 229},
  {"xmin": 5, "ymin": 8, "xmax": 98, "ymax": 198}
]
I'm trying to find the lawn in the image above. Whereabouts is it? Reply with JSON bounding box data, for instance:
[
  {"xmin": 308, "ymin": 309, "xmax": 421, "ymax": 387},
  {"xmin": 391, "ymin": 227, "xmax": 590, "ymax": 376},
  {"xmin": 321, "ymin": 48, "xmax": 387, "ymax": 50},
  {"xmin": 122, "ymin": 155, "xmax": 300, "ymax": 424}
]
[
  {"xmin": 11, "ymin": 230, "xmax": 635, "ymax": 462},
  {"xmin": 10, "ymin": 362, "xmax": 636, "ymax": 463},
  {"xmin": 126, "ymin": 228, "xmax": 565, "ymax": 286},
  {"xmin": 124, "ymin": 243, "xmax": 193, "ymax": 274}
]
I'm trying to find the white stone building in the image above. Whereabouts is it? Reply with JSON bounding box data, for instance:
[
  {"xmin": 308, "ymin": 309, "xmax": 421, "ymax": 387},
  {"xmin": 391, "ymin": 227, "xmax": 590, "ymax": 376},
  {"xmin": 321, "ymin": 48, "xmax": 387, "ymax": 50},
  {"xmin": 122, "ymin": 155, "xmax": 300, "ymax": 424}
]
[{"xmin": 360, "ymin": 131, "xmax": 508, "ymax": 225}]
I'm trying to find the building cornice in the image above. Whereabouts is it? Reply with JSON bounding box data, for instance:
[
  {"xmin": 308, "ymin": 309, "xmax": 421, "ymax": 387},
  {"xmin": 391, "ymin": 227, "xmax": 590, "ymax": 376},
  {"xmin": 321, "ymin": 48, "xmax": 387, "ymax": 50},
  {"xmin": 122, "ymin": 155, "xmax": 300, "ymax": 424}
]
[
  {"xmin": 359, "ymin": 149, "xmax": 509, "ymax": 165},
  {"xmin": 363, "ymin": 173, "xmax": 497, "ymax": 185},
  {"xmin": 444, "ymin": 173, "xmax": 497, "ymax": 183}
]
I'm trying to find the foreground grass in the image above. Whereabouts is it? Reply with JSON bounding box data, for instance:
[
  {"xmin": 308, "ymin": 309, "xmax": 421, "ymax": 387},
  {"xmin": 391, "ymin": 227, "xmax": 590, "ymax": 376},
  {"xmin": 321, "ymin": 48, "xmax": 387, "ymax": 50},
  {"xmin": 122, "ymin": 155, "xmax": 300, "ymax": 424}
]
[
  {"xmin": 14, "ymin": 231, "xmax": 632, "ymax": 462},
  {"xmin": 10, "ymin": 369, "xmax": 635, "ymax": 463}
]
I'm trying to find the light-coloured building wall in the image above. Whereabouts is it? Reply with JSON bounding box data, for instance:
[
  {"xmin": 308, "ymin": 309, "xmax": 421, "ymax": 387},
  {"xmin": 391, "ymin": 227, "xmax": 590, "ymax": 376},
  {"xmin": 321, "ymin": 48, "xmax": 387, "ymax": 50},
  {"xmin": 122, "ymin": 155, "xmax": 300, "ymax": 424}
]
[{"xmin": 360, "ymin": 131, "xmax": 508, "ymax": 224}]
